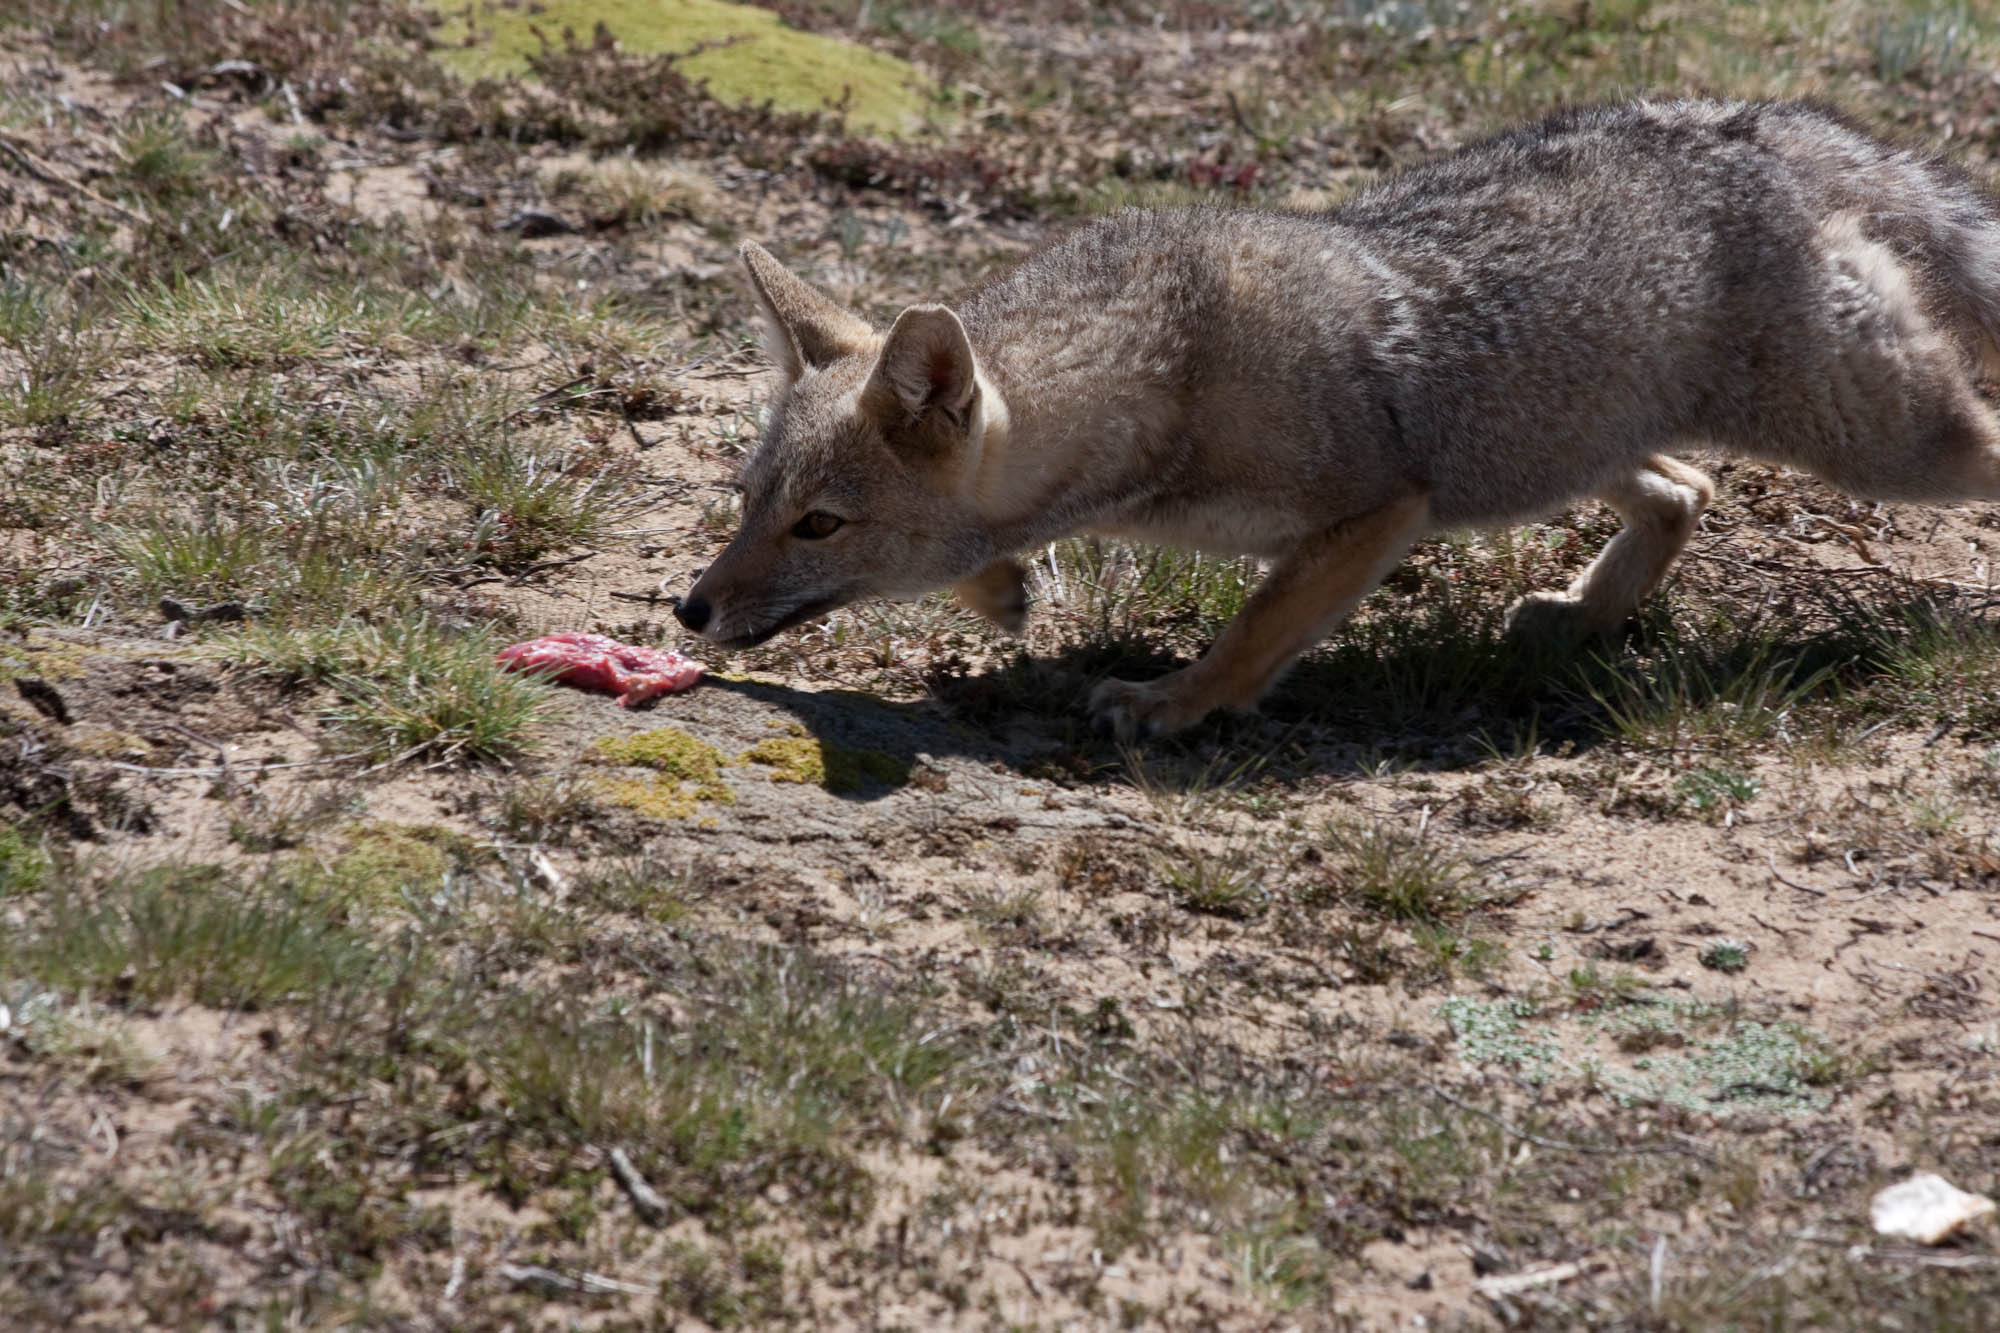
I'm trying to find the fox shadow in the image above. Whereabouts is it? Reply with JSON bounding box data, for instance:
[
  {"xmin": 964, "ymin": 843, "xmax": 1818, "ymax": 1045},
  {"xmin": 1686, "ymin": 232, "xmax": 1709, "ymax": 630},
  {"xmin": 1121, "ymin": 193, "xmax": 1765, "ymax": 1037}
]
[{"xmin": 689, "ymin": 586, "xmax": 1998, "ymax": 802}]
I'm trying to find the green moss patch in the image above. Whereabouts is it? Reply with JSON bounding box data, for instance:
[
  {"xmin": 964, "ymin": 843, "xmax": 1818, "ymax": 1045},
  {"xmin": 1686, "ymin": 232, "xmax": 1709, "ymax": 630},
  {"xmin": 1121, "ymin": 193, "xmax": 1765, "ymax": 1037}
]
[
  {"xmin": 315, "ymin": 822, "xmax": 477, "ymax": 906},
  {"xmin": 435, "ymin": 0, "xmax": 937, "ymax": 138},
  {"xmin": 739, "ymin": 732, "xmax": 909, "ymax": 795}
]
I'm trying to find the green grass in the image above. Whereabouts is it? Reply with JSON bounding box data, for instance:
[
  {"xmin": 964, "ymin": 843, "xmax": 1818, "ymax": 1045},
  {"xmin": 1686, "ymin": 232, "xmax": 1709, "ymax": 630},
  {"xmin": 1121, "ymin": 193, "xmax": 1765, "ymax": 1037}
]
[
  {"xmin": 1863, "ymin": 604, "xmax": 2000, "ymax": 736},
  {"xmin": 1, "ymin": 862, "xmax": 382, "ymax": 1010},
  {"xmin": 0, "ymin": 826, "xmax": 51, "ymax": 896},
  {"xmin": 1872, "ymin": 0, "xmax": 1988, "ymax": 83},
  {"xmin": 0, "ymin": 280, "xmax": 114, "ymax": 428},
  {"xmin": 129, "ymin": 267, "xmax": 432, "ymax": 368},
  {"xmin": 452, "ymin": 437, "xmax": 632, "ymax": 568},
  {"xmin": 224, "ymin": 617, "xmax": 549, "ymax": 763},
  {"xmin": 1038, "ymin": 538, "xmax": 1260, "ymax": 653},
  {"xmin": 1587, "ymin": 618, "xmax": 1844, "ymax": 754}
]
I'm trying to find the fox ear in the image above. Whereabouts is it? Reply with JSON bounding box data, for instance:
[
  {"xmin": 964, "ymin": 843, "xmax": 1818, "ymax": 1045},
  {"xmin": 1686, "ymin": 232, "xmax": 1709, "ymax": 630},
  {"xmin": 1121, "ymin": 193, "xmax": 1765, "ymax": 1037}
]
[
  {"xmin": 740, "ymin": 241, "xmax": 873, "ymax": 382},
  {"xmin": 866, "ymin": 304, "xmax": 978, "ymax": 428}
]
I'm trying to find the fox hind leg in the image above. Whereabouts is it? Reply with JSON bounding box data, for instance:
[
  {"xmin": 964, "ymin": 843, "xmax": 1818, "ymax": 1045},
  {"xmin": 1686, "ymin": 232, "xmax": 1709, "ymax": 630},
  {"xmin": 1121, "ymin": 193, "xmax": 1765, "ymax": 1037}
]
[{"xmin": 1505, "ymin": 454, "xmax": 1715, "ymax": 642}]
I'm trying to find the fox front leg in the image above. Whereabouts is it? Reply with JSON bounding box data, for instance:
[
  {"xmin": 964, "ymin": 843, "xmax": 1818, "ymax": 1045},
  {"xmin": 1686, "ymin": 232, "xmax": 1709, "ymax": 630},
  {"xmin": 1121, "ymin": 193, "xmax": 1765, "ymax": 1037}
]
[
  {"xmin": 954, "ymin": 557, "xmax": 1029, "ymax": 633},
  {"xmin": 1089, "ymin": 491, "xmax": 1433, "ymax": 739}
]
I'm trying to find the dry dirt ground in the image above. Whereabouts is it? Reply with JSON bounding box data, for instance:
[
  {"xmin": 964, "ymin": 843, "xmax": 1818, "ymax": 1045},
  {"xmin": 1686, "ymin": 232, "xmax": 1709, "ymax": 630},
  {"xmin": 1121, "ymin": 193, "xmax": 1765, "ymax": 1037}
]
[{"xmin": 3, "ymin": 2, "xmax": 2000, "ymax": 1329}]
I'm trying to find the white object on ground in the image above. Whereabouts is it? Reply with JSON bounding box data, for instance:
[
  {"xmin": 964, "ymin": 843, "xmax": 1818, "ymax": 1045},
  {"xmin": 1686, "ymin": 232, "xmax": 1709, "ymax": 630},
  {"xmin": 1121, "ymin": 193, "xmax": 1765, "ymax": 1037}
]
[{"xmin": 1869, "ymin": 1173, "xmax": 1996, "ymax": 1245}]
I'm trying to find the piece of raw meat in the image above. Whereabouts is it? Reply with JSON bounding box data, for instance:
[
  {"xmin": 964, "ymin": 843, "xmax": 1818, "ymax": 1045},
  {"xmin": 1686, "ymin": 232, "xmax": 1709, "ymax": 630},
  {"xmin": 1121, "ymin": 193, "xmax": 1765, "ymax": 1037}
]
[{"xmin": 497, "ymin": 632, "xmax": 702, "ymax": 707}]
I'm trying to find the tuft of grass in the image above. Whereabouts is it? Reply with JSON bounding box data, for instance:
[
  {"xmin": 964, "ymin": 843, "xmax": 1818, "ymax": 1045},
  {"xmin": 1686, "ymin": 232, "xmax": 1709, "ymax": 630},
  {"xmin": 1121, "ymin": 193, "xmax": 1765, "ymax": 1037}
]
[
  {"xmin": 224, "ymin": 618, "xmax": 548, "ymax": 764},
  {"xmin": 1156, "ymin": 842, "xmax": 1267, "ymax": 919},
  {"xmin": 1699, "ymin": 939, "xmax": 1753, "ymax": 974},
  {"xmin": 573, "ymin": 852, "xmax": 709, "ymax": 922},
  {"xmin": 1863, "ymin": 606, "xmax": 2000, "ymax": 736},
  {"xmin": 2, "ymin": 988, "xmax": 157, "ymax": 1087},
  {"xmin": 548, "ymin": 157, "xmax": 719, "ymax": 227},
  {"xmin": 1, "ymin": 863, "xmax": 381, "ymax": 1010},
  {"xmin": 453, "ymin": 438, "xmax": 633, "ymax": 570},
  {"xmin": 129, "ymin": 267, "xmax": 425, "ymax": 369},
  {"xmin": 113, "ymin": 510, "xmax": 275, "ymax": 605},
  {"xmin": 1587, "ymin": 617, "xmax": 1839, "ymax": 753},
  {"xmin": 1317, "ymin": 814, "xmax": 1478, "ymax": 928},
  {"xmin": 1871, "ymin": 0, "xmax": 1985, "ymax": 84},
  {"xmin": 0, "ymin": 279, "xmax": 114, "ymax": 428},
  {"xmin": 462, "ymin": 942, "xmax": 961, "ymax": 1220},
  {"xmin": 1037, "ymin": 538, "xmax": 1259, "ymax": 653},
  {"xmin": 113, "ymin": 107, "xmax": 216, "ymax": 203},
  {"xmin": 492, "ymin": 771, "xmax": 606, "ymax": 846}
]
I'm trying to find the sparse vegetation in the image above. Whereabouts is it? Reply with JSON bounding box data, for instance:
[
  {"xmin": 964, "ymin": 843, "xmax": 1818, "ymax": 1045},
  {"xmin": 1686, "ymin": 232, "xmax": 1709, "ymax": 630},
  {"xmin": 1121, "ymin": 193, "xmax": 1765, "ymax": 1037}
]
[{"xmin": 3, "ymin": 0, "xmax": 1999, "ymax": 1325}]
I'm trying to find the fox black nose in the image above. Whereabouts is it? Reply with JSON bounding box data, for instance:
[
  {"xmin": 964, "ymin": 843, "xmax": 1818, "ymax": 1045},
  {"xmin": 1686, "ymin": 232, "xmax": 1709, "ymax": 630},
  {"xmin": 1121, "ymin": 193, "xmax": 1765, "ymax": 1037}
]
[{"xmin": 674, "ymin": 597, "xmax": 711, "ymax": 633}]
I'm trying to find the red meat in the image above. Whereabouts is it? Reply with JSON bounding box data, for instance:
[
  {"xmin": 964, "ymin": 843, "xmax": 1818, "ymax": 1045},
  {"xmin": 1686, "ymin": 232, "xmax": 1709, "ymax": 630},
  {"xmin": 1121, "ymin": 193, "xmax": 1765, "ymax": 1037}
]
[{"xmin": 497, "ymin": 632, "xmax": 703, "ymax": 707}]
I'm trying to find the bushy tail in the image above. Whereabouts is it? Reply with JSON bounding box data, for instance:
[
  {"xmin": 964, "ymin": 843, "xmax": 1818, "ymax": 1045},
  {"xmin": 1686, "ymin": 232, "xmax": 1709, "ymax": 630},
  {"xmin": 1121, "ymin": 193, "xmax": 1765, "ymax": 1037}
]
[{"xmin": 1936, "ymin": 191, "xmax": 2000, "ymax": 371}]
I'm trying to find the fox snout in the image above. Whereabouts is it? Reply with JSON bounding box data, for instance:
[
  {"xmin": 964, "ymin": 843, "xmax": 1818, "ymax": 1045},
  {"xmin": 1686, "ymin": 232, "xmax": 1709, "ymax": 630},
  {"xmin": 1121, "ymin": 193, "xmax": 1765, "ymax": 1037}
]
[
  {"xmin": 672, "ymin": 553, "xmax": 853, "ymax": 649},
  {"xmin": 671, "ymin": 595, "xmax": 711, "ymax": 634}
]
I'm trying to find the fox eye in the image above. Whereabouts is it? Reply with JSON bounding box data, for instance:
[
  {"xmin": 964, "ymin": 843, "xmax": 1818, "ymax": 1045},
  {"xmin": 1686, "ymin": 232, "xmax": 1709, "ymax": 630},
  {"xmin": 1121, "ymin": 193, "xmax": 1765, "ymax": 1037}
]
[{"xmin": 793, "ymin": 511, "xmax": 844, "ymax": 540}]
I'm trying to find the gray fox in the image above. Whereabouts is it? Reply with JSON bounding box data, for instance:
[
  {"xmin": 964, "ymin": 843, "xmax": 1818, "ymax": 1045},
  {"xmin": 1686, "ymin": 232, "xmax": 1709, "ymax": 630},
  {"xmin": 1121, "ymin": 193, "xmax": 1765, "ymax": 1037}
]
[{"xmin": 677, "ymin": 99, "xmax": 2000, "ymax": 736}]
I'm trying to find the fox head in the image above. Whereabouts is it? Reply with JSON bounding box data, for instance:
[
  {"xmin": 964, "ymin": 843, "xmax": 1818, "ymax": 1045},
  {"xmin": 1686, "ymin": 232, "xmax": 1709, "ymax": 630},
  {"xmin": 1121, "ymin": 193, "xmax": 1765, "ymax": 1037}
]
[{"xmin": 675, "ymin": 243, "xmax": 1013, "ymax": 648}]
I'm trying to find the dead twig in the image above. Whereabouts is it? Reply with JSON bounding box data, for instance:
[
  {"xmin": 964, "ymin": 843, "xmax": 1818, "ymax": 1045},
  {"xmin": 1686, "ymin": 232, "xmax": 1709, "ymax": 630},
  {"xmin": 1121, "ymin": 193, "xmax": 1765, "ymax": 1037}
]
[
  {"xmin": 506, "ymin": 551, "xmax": 597, "ymax": 585},
  {"xmin": 1474, "ymin": 1258, "xmax": 1610, "ymax": 1300},
  {"xmin": 497, "ymin": 1263, "xmax": 655, "ymax": 1297},
  {"xmin": 1767, "ymin": 851, "xmax": 1827, "ymax": 897},
  {"xmin": 607, "ymin": 1147, "xmax": 673, "ymax": 1226},
  {"xmin": 106, "ymin": 753, "xmax": 368, "ymax": 778}
]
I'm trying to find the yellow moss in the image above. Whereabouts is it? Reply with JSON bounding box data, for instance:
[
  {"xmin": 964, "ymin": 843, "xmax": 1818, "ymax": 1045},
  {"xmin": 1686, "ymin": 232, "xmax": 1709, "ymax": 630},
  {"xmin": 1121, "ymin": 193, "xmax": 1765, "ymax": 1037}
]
[
  {"xmin": 594, "ymin": 774, "xmax": 700, "ymax": 820},
  {"xmin": 434, "ymin": 0, "xmax": 938, "ymax": 138},
  {"xmin": 589, "ymin": 727, "xmax": 728, "ymax": 782},
  {"xmin": 739, "ymin": 735, "xmax": 910, "ymax": 795},
  {"xmin": 587, "ymin": 728, "xmax": 736, "ymax": 810},
  {"xmin": 0, "ymin": 636, "xmax": 87, "ymax": 683},
  {"xmin": 740, "ymin": 734, "xmax": 824, "ymax": 785},
  {"xmin": 68, "ymin": 726, "xmax": 154, "ymax": 759}
]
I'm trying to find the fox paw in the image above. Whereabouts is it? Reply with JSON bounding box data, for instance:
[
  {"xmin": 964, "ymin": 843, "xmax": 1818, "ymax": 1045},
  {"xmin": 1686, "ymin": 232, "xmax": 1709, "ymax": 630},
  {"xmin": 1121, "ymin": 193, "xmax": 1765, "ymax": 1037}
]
[
  {"xmin": 1088, "ymin": 676, "xmax": 1218, "ymax": 740},
  {"xmin": 1503, "ymin": 592, "xmax": 1611, "ymax": 647}
]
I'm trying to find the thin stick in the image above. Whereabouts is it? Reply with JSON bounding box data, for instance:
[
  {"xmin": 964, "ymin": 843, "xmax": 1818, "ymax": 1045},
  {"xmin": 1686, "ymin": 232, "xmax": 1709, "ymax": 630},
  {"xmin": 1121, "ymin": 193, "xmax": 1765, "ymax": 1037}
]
[{"xmin": 1767, "ymin": 851, "xmax": 1827, "ymax": 897}]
